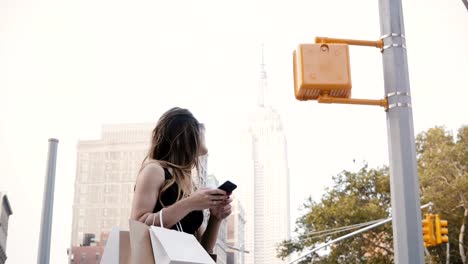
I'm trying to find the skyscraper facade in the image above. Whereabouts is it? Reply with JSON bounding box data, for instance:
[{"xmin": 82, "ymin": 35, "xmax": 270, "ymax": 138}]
[
  {"xmin": 70, "ymin": 124, "xmax": 153, "ymax": 247},
  {"xmin": 237, "ymin": 48, "xmax": 290, "ymax": 264},
  {"xmin": 226, "ymin": 200, "xmax": 246, "ymax": 264}
]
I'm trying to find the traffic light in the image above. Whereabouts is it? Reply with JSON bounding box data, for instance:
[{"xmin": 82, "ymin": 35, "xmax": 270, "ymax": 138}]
[
  {"xmin": 422, "ymin": 214, "xmax": 436, "ymax": 247},
  {"xmin": 435, "ymin": 214, "xmax": 449, "ymax": 244}
]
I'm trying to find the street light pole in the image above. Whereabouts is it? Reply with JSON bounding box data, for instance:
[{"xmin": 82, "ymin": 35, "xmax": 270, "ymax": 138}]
[
  {"xmin": 37, "ymin": 139, "xmax": 59, "ymax": 264},
  {"xmin": 378, "ymin": 0, "xmax": 424, "ymax": 263}
]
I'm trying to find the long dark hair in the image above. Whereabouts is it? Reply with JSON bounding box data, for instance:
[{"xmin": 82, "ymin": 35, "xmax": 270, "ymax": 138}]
[{"xmin": 142, "ymin": 107, "xmax": 203, "ymax": 205}]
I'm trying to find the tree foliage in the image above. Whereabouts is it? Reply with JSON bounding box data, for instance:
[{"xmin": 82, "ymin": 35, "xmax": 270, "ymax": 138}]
[
  {"xmin": 278, "ymin": 126, "xmax": 467, "ymax": 263},
  {"xmin": 417, "ymin": 126, "xmax": 468, "ymax": 263},
  {"xmin": 277, "ymin": 165, "xmax": 393, "ymax": 263}
]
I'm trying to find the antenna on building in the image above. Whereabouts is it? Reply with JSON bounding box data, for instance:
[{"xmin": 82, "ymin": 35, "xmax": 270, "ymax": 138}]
[{"xmin": 258, "ymin": 44, "xmax": 268, "ymax": 107}]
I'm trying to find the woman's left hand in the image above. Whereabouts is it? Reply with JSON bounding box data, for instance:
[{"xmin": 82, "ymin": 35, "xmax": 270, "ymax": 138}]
[{"xmin": 210, "ymin": 197, "xmax": 233, "ymax": 221}]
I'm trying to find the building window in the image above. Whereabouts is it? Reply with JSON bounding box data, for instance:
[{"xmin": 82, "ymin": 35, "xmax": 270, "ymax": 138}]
[
  {"xmin": 103, "ymin": 208, "xmax": 108, "ymax": 216},
  {"xmin": 79, "ymin": 163, "xmax": 87, "ymax": 172},
  {"xmin": 79, "ymin": 208, "xmax": 85, "ymax": 217},
  {"xmin": 110, "ymin": 152, "xmax": 118, "ymax": 160},
  {"xmin": 104, "ymin": 196, "xmax": 114, "ymax": 204},
  {"xmin": 81, "ymin": 173, "xmax": 88, "ymax": 183},
  {"xmin": 78, "ymin": 219, "xmax": 84, "ymax": 228}
]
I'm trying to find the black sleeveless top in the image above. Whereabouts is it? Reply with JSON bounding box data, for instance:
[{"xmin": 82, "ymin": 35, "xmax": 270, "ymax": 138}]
[{"xmin": 153, "ymin": 168, "xmax": 204, "ymax": 235}]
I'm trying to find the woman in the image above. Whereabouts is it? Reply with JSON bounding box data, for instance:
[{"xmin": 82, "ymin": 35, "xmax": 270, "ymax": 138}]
[{"xmin": 130, "ymin": 107, "xmax": 232, "ymax": 254}]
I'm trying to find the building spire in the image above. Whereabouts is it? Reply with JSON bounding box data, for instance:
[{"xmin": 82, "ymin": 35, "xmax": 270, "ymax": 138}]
[{"xmin": 258, "ymin": 44, "xmax": 268, "ymax": 107}]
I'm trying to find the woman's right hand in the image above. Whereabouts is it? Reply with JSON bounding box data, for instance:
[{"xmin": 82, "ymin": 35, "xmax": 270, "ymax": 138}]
[{"xmin": 187, "ymin": 188, "xmax": 227, "ymax": 211}]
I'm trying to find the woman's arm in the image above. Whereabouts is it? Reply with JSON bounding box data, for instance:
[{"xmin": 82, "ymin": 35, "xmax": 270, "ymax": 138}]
[
  {"xmin": 200, "ymin": 217, "xmax": 222, "ymax": 252},
  {"xmin": 199, "ymin": 198, "xmax": 233, "ymax": 252},
  {"xmin": 130, "ymin": 164, "xmax": 192, "ymax": 228}
]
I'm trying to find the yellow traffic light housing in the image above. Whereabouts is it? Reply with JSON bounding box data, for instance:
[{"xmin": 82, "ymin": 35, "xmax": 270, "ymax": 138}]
[
  {"xmin": 293, "ymin": 36, "xmax": 388, "ymax": 109},
  {"xmin": 293, "ymin": 43, "xmax": 352, "ymax": 101},
  {"xmin": 435, "ymin": 214, "xmax": 449, "ymax": 244},
  {"xmin": 422, "ymin": 214, "xmax": 436, "ymax": 247}
]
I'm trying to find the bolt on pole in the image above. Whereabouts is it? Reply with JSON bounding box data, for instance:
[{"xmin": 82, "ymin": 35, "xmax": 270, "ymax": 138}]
[{"xmin": 378, "ymin": 0, "xmax": 425, "ymax": 263}]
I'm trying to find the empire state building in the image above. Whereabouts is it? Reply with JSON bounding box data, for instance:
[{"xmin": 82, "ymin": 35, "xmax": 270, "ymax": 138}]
[{"xmin": 237, "ymin": 48, "xmax": 290, "ymax": 264}]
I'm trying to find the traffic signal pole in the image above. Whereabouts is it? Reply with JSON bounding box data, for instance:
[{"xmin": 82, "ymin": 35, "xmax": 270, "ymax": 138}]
[
  {"xmin": 378, "ymin": 0, "xmax": 425, "ymax": 263},
  {"xmin": 293, "ymin": 0, "xmax": 426, "ymax": 262}
]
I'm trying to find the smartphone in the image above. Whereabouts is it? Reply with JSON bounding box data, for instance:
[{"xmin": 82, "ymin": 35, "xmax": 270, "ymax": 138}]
[{"xmin": 218, "ymin": 180, "xmax": 237, "ymax": 194}]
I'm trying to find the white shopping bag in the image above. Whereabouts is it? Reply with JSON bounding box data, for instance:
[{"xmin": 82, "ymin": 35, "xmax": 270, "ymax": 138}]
[
  {"xmin": 149, "ymin": 209, "xmax": 216, "ymax": 264},
  {"xmin": 101, "ymin": 227, "xmax": 131, "ymax": 264}
]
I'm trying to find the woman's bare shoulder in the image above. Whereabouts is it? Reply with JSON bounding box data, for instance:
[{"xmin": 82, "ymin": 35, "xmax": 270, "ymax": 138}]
[{"xmin": 137, "ymin": 161, "xmax": 166, "ymax": 188}]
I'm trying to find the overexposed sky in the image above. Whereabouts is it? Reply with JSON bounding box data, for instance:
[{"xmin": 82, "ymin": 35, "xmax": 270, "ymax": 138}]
[{"xmin": 1, "ymin": 0, "xmax": 467, "ymax": 263}]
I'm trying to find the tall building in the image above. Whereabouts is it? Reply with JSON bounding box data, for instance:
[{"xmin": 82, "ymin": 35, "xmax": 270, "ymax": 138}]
[
  {"xmin": 0, "ymin": 193, "xmax": 12, "ymax": 264},
  {"xmin": 237, "ymin": 48, "xmax": 290, "ymax": 264},
  {"xmin": 226, "ymin": 200, "xmax": 246, "ymax": 264},
  {"xmin": 70, "ymin": 124, "xmax": 153, "ymax": 248}
]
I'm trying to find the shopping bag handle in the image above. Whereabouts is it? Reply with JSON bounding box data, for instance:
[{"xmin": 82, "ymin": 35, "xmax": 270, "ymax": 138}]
[
  {"xmin": 159, "ymin": 209, "xmax": 164, "ymax": 228},
  {"xmin": 156, "ymin": 208, "xmax": 184, "ymax": 232}
]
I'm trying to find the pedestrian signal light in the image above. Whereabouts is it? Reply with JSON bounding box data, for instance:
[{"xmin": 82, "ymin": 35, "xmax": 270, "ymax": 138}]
[
  {"xmin": 293, "ymin": 36, "xmax": 388, "ymax": 109},
  {"xmin": 435, "ymin": 214, "xmax": 449, "ymax": 244},
  {"xmin": 422, "ymin": 214, "xmax": 436, "ymax": 247},
  {"xmin": 293, "ymin": 43, "xmax": 352, "ymax": 101}
]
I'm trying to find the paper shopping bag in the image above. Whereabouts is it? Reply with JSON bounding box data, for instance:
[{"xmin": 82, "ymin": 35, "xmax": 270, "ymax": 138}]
[
  {"xmin": 129, "ymin": 219, "xmax": 156, "ymax": 264},
  {"xmin": 101, "ymin": 227, "xmax": 131, "ymax": 264},
  {"xmin": 149, "ymin": 226, "xmax": 216, "ymax": 264}
]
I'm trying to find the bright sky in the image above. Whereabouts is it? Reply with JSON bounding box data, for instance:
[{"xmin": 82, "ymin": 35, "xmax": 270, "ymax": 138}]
[{"xmin": 1, "ymin": 0, "xmax": 467, "ymax": 263}]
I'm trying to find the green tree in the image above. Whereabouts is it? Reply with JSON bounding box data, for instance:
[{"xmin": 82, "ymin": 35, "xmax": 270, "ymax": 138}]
[
  {"xmin": 278, "ymin": 126, "xmax": 467, "ymax": 263},
  {"xmin": 417, "ymin": 126, "xmax": 468, "ymax": 263},
  {"xmin": 277, "ymin": 165, "xmax": 393, "ymax": 263}
]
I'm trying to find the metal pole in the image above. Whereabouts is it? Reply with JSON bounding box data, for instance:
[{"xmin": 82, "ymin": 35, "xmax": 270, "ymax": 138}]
[
  {"xmin": 288, "ymin": 203, "xmax": 432, "ymax": 263},
  {"xmin": 378, "ymin": 0, "xmax": 424, "ymax": 263},
  {"xmin": 37, "ymin": 139, "xmax": 59, "ymax": 264},
  {"xmin": 462, "ymin": 0, "xmax": 468, "ymax": 12},
  {"xmin": 446, "ymin": 241, "xmax": 450, "ymax": 264}
]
